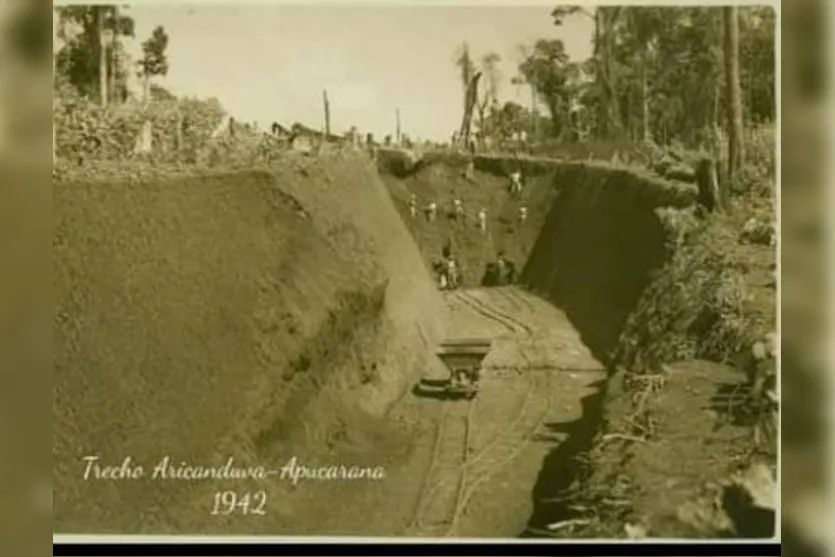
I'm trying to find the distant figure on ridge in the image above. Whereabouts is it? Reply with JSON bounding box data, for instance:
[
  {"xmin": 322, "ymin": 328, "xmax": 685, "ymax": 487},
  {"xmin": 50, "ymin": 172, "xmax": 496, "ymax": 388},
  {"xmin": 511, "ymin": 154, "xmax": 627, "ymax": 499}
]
[
  {"xmin": 518, "ymin": 206, "xmax": 528, "ymax": 225},
  {"xmin": 408, "ymin": 194, "xmax": 418, "ymax": 218}
]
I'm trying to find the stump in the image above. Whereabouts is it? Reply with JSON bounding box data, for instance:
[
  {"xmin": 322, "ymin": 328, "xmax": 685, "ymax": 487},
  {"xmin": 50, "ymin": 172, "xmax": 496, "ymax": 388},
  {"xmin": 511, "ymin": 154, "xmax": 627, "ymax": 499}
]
[{"xmin": 695, "ymin": 156, "xmax": 724, "ymax": 214}]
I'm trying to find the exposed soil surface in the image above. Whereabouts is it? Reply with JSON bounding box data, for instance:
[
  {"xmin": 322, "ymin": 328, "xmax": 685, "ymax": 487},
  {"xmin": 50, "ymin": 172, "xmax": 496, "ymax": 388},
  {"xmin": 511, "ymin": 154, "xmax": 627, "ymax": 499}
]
[
  {"xmin": 267, "ymin": 286, "xmax": 605, "ymax": 537},
  {"xmin": 53, "ymin": 153, "xmax": 774, "ymax": 538}
]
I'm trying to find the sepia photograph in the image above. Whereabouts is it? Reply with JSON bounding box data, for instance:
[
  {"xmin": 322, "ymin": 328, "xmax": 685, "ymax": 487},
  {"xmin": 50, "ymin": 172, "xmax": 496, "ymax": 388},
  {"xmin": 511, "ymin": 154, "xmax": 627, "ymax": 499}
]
[{"xmin": 52, "ymin": 1, "xmax": 779, "ymax": 541}]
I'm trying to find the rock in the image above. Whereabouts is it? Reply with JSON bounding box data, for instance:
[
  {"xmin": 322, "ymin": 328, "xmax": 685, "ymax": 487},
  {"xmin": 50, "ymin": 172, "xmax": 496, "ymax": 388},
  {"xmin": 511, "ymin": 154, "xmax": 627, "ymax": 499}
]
[
  {"xmin": 732, "ymin": 462, "xmax": 776, "ymax": 511},
  {"xmin": 720, "ymin": 462, "xmax": 777, "ymax": 537},
  {"xmin": 676, "ymin": 491, "xmax": 734, "ymax": 535},
  {"xmin": 624, "ymin": 522, "xmax": 647, "ymax": 539}
]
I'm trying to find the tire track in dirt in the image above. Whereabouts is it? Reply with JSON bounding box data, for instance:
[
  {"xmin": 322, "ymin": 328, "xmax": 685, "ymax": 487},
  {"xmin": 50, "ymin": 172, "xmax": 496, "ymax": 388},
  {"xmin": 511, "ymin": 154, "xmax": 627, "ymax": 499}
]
[
  {"xmin": 489, "ymin": 285, "xmax": 536, "ymax": 315},
  {"xmin": 501, "ymin": 286, "xmax": 536, "ymax": 313},
  {"xmin": 489, "ymin": 286, "xmax": 522, "ymax": 312},
  {"xmin": 453, "ymin": 289, "xmax": 533, "ymax": 335}
]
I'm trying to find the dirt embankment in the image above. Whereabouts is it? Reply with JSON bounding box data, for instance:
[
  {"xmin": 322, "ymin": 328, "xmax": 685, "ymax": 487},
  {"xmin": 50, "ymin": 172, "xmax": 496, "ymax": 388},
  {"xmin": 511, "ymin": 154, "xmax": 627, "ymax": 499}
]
[
  {"xmin": 381, "ymin": 152, "xmax": 773, "ymax": 538},
  {"xmin": 53, "ymin": 155, "xmax": 447, "ymax": 533},
  {"xmin": 520, "ymin": 162, "xmax": 696, "ymax": 363}
]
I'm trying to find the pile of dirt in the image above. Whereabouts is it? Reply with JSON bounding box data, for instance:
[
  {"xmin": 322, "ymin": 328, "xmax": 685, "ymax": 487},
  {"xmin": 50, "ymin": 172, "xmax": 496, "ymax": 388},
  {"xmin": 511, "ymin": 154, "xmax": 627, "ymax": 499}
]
[{"xmin": 53, "ymin": 154, "xmax": 446, "ymax": 533}]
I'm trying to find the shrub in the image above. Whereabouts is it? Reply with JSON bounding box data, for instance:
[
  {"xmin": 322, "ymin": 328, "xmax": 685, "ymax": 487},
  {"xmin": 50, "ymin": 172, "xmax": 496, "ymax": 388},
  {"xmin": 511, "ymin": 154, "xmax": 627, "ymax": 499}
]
[
  {"xmin": 614, "ymin": 208, "xmax": 761, "ymax": 372},
  {"xmin": 54, "ymin": 88, "xmax": 226, "ymax": 164}
]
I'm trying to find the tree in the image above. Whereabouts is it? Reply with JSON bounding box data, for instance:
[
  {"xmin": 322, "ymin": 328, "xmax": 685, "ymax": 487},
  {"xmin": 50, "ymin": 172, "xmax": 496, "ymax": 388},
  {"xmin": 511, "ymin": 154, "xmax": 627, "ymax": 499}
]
[
  {"xmin": 518, "ymin": 39, "xmax": 578, "ymax": 138},
  {"xmin": 624, "ymin": 8, "xmax": 663, "ymax": 141},
  {"xmin": 54, "ymin": 6, "xmax": 134, "ymax": 104},
  {"xmin": 137, "ymin": 25, "xmax": 169, "ymax": 104},
  {"xmin": 476, "ymin": 52, "xmax": 501, "ymax": 137},
  {"xmin": 104, "ymin": 7, "xmax": 135, "ymax": 105},
  {"xmin": 552, "ymin": 5, "xmax": 623, "ymax": 139},
  {"xmin": 723, "ymin": 6, "xmax": 744, "ymax": 182},
  {"xmin": 528, "ymin": 5, "xmax": 771, "ymax": 149},
  {"xmin": 53, "ymin": 7, "xmax": 61, "ymax": 162},
  {"xmin": 454, "ymin": 43, "xmax": 477, "ymax": 145}
]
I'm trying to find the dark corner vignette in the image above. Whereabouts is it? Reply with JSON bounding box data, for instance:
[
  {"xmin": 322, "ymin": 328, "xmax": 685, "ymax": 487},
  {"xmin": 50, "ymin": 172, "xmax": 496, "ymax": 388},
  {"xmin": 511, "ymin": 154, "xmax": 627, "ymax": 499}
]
[{"xmin": 50, "ymin": 1, "xmax": 786, "ymax": 552}]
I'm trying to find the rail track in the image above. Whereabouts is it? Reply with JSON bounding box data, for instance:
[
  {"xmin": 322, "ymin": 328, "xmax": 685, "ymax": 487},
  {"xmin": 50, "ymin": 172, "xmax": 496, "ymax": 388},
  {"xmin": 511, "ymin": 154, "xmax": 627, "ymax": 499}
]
[
  {"xmin": 492, "ymin": 285, "xmax": 535, "ymax": 314},
  {"xmin": 451, "ymin": 289, "xmax": 533, "ymax": 335},
  {"xmin": 407, "ymin": 351, "xmax": 552, "ymax": 537}
]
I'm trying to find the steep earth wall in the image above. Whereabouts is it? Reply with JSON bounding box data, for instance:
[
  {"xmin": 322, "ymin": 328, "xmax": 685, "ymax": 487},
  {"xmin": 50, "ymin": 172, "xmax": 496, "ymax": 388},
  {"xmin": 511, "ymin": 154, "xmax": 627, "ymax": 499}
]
[
  {"xmin": 52, "ymin": 155, "xmax": 447, "ymax": 533},
  {"xmin": 520, "ymin": 162, "xmax": 696, "ymax": 363},
  {"xmin": 379, "ymin": 150, "xmax": 697, "ymax": 365}
]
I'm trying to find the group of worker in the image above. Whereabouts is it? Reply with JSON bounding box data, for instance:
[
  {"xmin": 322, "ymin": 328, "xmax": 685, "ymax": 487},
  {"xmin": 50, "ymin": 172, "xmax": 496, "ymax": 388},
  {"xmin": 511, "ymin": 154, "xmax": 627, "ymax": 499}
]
[
  {"xmin": 409, "ymin": 194, "xmax": 527, "ymax": 232},
  {"xmin": 406, "ymin": 169, "xmax": 528, "ymax": 233}
]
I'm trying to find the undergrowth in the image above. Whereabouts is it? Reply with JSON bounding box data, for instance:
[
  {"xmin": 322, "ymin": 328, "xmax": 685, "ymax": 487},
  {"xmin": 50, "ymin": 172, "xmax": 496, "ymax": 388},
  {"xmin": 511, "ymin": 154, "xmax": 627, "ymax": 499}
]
[{"xmin": 539, "ymin": 126, "xmax": 777, "ymax": 539}]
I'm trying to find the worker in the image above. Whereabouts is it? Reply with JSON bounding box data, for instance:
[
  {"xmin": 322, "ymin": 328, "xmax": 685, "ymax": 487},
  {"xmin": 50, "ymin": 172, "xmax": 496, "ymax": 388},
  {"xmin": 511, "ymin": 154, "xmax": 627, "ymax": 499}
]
[
  {"xmin": 446, "ymin": 255, "xmax": 459, "ymax": 289},
  {"xmin": 409, "ymin": 194, "xmax": 417, "ymax": 218},
  {"xmin": 519, "ymin": 206, "xmax": 528, "ymax": 224},
  {"xmin": 509, "ymin": 169, "xmax": 523, "ymax": 195},
  {"xmin": 453, "ymin": 198, "xmax": 464, "ymax": 221},
  {"xmin": 426, "ymin": 201, "xmax": 437, "ymax": 223},
  {"xmin": 478, "ymin": 208, "xmax": 487, "ymax": 233}
]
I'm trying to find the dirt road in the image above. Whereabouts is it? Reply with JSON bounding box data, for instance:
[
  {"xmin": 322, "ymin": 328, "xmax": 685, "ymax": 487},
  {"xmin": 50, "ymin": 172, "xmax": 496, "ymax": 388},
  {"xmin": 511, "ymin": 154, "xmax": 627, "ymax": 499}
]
[
  {"xmin": 406, "ymin": 286, "xmax": 605, "ymax": 538},
  {"xmin": 278, "ymin": 285, "xmax": 604, "ymax": 538}
]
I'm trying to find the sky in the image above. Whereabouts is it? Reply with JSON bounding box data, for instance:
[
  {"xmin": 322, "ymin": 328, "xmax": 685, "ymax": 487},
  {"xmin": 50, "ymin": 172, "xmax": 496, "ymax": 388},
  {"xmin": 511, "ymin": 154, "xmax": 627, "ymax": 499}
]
[{"xmin": 124, "ymin": 4, "xmax": 594, "ymax": 141}]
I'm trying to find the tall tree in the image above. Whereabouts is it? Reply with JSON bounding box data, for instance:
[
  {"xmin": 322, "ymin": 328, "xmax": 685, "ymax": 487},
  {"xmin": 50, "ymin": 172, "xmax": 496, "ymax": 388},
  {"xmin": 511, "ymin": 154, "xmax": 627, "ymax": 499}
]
[
  {"xmin": 518, "ymin": 39, "xmax": 578, "ymax": 138},
  {"xmin": 476, "ymin": 52, "xmax": 501, "ymax": 136},
  {"xmin": 95, "ymin": 7, "xmax": 107, "ymax": 106},
  {"xmin": 624, "ymin": 8, "xmax": 662, "ymax": 142},
  {"xmin": 454, "ymin": 43, "xmax": 479, "ymax": 146},
  {"xmin": 137, "ymin": 25, "xmax": 169, "ymax": 105},
  {"xmin": 723, "ymin": 6, "xmax": 745, "ymax": 182},
  {"xmin": 455, "ymin": 43, "xmax": 476, "ymax": 106},
  {"xmin": 103, "ymin": 7, "xmax": 135, "ymax": 105},
  {"xmin": 55, "ymin": 6, "xmax": 135, "ymax": 104},
  {"xmin": 552, "ymin": 5, "xmax": 623, "ymax": 139}
]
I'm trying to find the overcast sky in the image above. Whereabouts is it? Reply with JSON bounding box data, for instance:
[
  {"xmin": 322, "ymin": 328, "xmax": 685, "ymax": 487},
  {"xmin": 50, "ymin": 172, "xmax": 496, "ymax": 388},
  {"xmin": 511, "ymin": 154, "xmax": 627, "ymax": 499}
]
[{"xmin": 123, "ymin": 3, "xmax": 593, "ymax": 141}]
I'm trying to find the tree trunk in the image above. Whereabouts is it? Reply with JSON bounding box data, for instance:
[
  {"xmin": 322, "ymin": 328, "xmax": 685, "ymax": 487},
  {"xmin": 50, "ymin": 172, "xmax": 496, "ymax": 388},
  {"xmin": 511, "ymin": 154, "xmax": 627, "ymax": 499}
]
[
  {"xmin": 108, "ymin": 43, "xmax": 116, "ymax": 105},
  {"xmin": 640, "ymin": 50, "xmax": 650, "ymax": 142},
  {"xmin": 96, "ymin": 8, "xmax": 107, "ymax": 107},
  {"xmin": 598, "ymin": 8, "xmax": 623, "ymax": 140},
  {"xmin": 53, "ymin": 37, "xmax": 57, "ymax": 163},
  {"xmin": 530, "ymin": 83, "xmax": 537, "ymax": 137},
  {"xmin": 723, "ymin": 6, "xmax": 744, "ymax": 184},
  {"xmin": 322, "ymin": 89, "xmax": 330, "ymax": 137},
  {"xmin": 142, "ymin": 73, "xmax": 150, "ymax": 106},
  {"xmin": 459, "ymin": 73, "xmax": 482, "ymax": 146},
  {"xmin": 593, "ymin": 9, "xmax": 606, "ymax": 138}
]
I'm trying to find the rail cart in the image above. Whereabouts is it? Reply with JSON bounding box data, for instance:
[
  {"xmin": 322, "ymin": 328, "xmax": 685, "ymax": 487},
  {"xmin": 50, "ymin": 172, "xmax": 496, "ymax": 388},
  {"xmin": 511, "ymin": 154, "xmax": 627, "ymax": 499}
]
[{"xmin": 434, "ymin": 338, "xmax": 493, "ymax": 399}]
